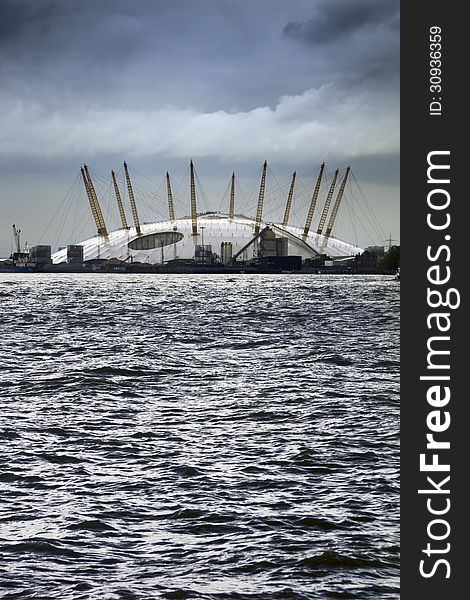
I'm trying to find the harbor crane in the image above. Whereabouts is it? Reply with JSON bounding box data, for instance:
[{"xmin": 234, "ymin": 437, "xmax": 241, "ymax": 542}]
[{"xmin": 12, "ymin": 224, "xmax": 21, "ymax": 254}]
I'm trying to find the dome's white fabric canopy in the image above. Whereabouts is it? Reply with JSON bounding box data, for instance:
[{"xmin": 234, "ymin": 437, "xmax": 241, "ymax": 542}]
[{"xmin": 52, "ymin": 214, "xmax": 362, "ymax": 264}]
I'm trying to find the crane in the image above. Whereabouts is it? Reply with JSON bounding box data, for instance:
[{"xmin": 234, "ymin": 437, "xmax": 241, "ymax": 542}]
[
  {"xmin": 12, "ymin": 224, "xmax": 21, "ymax": 254},
  {"xmin": 111, "ymin": 170, "xmax": 129, "ymax": 229},
  {"xmin": 302, "ymin": 163, "xmax": 325, "ymax": 240},
  {"xmin": 282, "ymin": 171, "xmax": 296, "ymax": 227},
  {"xmin": 254, "ymin": 161, "xmax": 267, "ymax": 235},
  {"xmin": 124, "ymin": 162, "xmax": 141, "ymax": 236}
]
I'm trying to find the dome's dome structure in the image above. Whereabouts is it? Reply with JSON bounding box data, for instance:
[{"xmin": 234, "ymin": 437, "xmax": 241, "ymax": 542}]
[
  {"xmin": 51, "ymin": 161, "xmax": 363, "ymax": 266},
  {"xmin": 51, "ymin": 214, "xmax": 362, "ymax": 265}
]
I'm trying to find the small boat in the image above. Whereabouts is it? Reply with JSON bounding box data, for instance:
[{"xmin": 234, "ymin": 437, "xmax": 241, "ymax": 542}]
[{"xmin": 394, "ymin": 267, "xmax": 400, "ymax": 281}]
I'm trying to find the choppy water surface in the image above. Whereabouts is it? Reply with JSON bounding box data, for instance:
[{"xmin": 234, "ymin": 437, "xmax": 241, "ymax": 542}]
[{"xmin": 0, "ymin": 274, "xmax": 399, "ymax": 600}]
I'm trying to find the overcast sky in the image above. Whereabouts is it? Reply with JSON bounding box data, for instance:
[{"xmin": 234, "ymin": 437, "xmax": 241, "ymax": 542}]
[{"xmin": 0, "ymin": 0, "xmax": 399, "ymax": 255}]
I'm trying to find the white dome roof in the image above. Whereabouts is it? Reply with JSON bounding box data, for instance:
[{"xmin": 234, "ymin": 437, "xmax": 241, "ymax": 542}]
[{"xmin": 52, "ymin": 214, "xmax": 362, "ymax": 264}]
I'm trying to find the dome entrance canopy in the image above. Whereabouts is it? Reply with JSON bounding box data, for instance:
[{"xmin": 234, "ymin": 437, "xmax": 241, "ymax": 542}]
[{"xmin": 128, "ymin": 231, "xmax": 184, "ymax": 250}]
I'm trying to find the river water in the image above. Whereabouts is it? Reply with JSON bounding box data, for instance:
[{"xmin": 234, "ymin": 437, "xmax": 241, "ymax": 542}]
[{"xmin": 0, "ymin": 274, "xmax": 399, "ymax": 599}]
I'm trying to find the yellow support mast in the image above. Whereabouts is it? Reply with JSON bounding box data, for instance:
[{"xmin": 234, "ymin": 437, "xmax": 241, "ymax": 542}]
[
  {"xmin": 229, "ymin": 172, "xmax": 235, "ymax": 220},
  {"xmin": 111, "ymin": 170, "xmax": 129, "ymax": 229},
  {"xmin": 190, "ymin": 160, "xmax": 198, "ymax": 236},
  {"xmin": 282, "ymin": 171, "xmax": 296, "ymax": 227},
  {"xmin": 166, "ymin": 172, "xmax": 176, "ymax": 222},
  {"xmin": 123, "ymin": 162, "xmax": 141, "ymax": 236},
  {"xmin": 254, "ymin": 160, "xmax": 267, "ymax": 235},
  {"xmin": 82, "ymin": 165, "xmax": 108, "ymax": 237},
  {"xmin": 324, "ymin": 166, "xmax": 350, "ymax": 239},
  {"xmin": 302, "ymin": 163, "xmax": 325, "ymax": 240},
  {"xmin": 316, "ymin": 169, "xmax": 339, "ymax": 237}
]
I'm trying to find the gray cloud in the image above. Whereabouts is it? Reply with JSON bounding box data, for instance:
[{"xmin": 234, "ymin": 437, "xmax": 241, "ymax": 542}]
[
  {"xmin": 283, "ymin": 0, "xmax": 399, "ymax": 90},
  {"xmin": 0, "ymin": 0, "xmax": 399, "ymax": 253},
  {"xmin": 0, "ymin": 0, "xmax": 60, "ymax": 41},
  {"xmin": 0, "ymin": 83, "xmax": 398, "ymax": 163},
  {"xmin": 284, "ymin": 0, "xmax": 399, "ymax": 44},
  {"xmin": 2, "ymin": 0, "xmax": 399, "ymax": 112}
]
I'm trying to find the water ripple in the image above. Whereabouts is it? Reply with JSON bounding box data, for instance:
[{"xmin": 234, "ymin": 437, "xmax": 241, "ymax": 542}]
[{"xmin": 0, "ymin": 274, "xmax": 399, "ymax": 599}]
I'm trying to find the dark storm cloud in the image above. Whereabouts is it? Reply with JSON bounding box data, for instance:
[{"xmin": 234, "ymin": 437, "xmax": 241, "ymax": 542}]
[
  {"xmin": 0, "ymin": 0, "xmax": 61, "ymax": 41},
  {"xmin": 0, "ymin": 1, "xmax": 399, "ymax": 252},
  {"xmin": 283, "ymin": 0, "xmax": 399, "ymax": 88},
  {"xmin": 1, "ymin": 0, "xmax": 399, "ymax": 115},
  {"xmin": 0, "ymin": 0, "xmax": 399, "ymax": 160},
  {"xmin": 283, "ymin": 0, "xmax": 399, "ymax": 45},
  {"xmin": 0, "ymin": 0, "xmax": 333, "ymax": 111}
]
